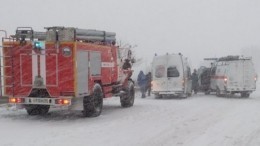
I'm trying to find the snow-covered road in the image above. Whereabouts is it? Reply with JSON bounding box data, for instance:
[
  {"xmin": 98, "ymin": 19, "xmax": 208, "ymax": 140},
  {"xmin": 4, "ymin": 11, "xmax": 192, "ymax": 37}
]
[{"xmin": 0, "ymin": 88, "xmax": 260, "ymax": 146}]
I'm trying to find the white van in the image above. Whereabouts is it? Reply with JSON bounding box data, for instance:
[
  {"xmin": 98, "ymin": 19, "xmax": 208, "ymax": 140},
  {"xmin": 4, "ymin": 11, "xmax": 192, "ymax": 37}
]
[
  {"xmin": 210, "ymin": 56, "xmax": 257, "ymax": 97},
  {"xmin": 151, "ymin": 53, "xmax": 192, "ymax": 98}
]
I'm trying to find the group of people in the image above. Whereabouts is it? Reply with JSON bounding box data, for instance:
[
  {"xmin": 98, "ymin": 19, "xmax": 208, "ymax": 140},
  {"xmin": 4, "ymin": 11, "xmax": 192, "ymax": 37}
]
[
  {"xmin": 122, "ymin": 59, "xmax": 152, "ymax": 98},
  {"xmin": 124, "ymin": 58, "xmax": 199, "ymax": 97},
  {"xmin": 137, "ymin": 71, "xmax": 152, "ymax": 98},
  {"xmin": 137, "ymin": 69, "xmax": 199, "ymax": 98}
]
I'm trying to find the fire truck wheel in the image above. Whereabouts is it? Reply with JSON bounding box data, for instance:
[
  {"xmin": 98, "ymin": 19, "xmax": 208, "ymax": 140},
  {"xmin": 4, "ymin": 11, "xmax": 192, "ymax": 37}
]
[
  {"xmin": 25, "ymin": 105, "xmax": 50, "ymax": 115},
  {"xmin": 83, "ymin": 83, "xmax": 103, "ymax": 117},
  {"xmin": 120, "ymin": 81, "xmax": 135, "ymax": 107}
]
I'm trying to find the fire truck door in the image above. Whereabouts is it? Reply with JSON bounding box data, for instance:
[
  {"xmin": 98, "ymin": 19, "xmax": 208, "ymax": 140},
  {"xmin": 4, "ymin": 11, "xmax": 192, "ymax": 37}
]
[{"xmin": 76, "ymin": 51, "xmax": 89, "ymax": 96}]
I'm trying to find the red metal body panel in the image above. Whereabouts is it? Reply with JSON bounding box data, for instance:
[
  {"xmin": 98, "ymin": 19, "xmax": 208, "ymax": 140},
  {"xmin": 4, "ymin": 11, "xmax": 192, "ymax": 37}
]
[
  {"xmin": 3, "ymin": 40, "xmax": 120, "ymax": 98},
  {"xmin": 45, "ymin": 43, "xmax": 75, "ymax": 97},
  {"xmin": 3, "ymin": 43, "xmax": 33, "ymax": 96},
  {"xmin": 76, "ymin": 42, "xmax": 119, "ymax": 97}
]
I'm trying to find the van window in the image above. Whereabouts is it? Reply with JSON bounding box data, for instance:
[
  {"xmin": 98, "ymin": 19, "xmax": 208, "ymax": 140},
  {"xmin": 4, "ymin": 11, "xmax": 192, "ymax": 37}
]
[
  {"xmin": 167, "ymin": 66, "xmax": 179, "ymax": 77},
  {"xmin": 155, "ymin": 65, "xmax": 165, "ymax": 78}
]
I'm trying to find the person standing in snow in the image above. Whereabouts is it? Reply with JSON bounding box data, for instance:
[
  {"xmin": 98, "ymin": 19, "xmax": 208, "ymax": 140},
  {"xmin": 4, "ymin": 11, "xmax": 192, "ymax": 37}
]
[
  {"xmin": 145, "ymin": 72, "xmax": 152, "ymax": 96},
  {"xmin": 191, "ymin": 69, "xmax": 199, "ymax": 94},
  {"xmin": 137, "ymin": 70, "xmax": 147, "ymax": 98},
  {"xmin": 122, "ymin": 59, "xmax": 132, "ymax": 70}
]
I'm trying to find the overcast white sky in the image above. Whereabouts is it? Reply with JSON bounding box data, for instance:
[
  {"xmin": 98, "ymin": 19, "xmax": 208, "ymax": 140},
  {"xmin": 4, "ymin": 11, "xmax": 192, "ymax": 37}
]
[{"xmin": 1, "ymin": 0, "xmax": 260, "ymax": 69}]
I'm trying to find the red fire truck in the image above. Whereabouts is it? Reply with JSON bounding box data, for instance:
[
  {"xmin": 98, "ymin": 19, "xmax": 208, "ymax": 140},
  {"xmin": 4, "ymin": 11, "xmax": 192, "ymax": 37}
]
[{"xmin": 0, "ymin": 27, "xmax": 135, "ymax": 117}]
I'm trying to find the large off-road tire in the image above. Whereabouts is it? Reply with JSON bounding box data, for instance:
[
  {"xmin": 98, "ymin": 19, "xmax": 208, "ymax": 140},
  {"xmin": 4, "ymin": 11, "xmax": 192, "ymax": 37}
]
[
  {"xmin": 83, "ymin": 83, "xmax": 103, "ymax": 117},
  {"xmin": 25, "ymin": 105, "xmax": 50, "ymax": 115},
  {"xmin": 241, "ymin": 92, "xmax": 250, "ymax": 98},
  {"xmin": 120, "ymin": 80, "xmax": 135, "ymax": 107}
]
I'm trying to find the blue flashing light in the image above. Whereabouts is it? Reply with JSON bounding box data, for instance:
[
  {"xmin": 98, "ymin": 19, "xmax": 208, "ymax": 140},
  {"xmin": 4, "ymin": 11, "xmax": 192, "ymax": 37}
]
[{"xmin": 33, "ymin": 41, "xmax": 45, "ymax": 50}]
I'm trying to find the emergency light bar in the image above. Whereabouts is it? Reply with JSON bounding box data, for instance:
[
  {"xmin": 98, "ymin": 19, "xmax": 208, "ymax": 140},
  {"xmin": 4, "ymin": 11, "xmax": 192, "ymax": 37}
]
[{"xmin": 33, "ymin": 41, "xmax": 45, "ymax": 50}]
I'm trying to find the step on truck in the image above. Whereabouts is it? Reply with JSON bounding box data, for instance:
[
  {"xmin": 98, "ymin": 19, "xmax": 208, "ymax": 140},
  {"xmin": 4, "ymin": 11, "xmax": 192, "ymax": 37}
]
[{"xmin": 0, "ymin": 27, "xmax": 135, "ymax": 117}]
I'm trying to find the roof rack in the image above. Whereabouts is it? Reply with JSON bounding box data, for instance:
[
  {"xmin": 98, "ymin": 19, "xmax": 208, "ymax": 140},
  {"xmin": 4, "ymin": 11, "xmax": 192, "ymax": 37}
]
[
  {"xmin": 45, "ymin": 27, "xmax": 116, "ymax": 43},
  {"xmin": 12, "ymin": 27, "xmax": 46, "ymax": 41},
  {"xmin": 217, "ymin": 55, "xmax": 253, "ymax": 61},
  {"xmin": 218, "ymin": 55, "xmax": 239, "ymax": 61},
  {"xmin": 204, "ymin": 58, "xmax": 218, "ymax": 61},
  {"xmin": 75, "ymin": 28, "xmax": 116, "ymax": 42}
]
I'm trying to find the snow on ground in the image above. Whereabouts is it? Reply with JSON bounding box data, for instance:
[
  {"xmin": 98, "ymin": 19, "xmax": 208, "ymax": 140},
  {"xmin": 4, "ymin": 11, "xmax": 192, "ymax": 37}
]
[{"xmin": 0, "ymin": 84, "xmax": 260, "ymax": 146}]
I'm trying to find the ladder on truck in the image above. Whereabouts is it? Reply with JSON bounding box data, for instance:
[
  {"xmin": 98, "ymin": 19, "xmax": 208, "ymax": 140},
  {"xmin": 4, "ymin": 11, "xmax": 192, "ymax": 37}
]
[
  {"xmin": 0, "ymin": 27, "xmax": 46, "ymax": 97},
  {"xmin": 0, "ymin": 37, "xmax": 15, "ymax": 97}
]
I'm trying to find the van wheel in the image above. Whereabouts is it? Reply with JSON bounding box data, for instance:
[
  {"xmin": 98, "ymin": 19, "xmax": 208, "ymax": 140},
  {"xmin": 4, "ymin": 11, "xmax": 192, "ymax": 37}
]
[
  {"xmin": 216, "ymin": 88, "xmax": 221, "ymax": 97},
  {"xmin": 25, "ymin": 105, "xmax": 50, "ymax": 115},
  {"xmin": 120, "ymin": 81, "xmax": 135, "ymax": 107},
  {"xmin": 155, "ymin": 94, "xmax": 162, "ymax": 99},
  {"xmin": 83, "ymin": 83, "xmax": 103, "ymax": 117},
  {"xmin": 205, "ymin": 90, "xmax": 210, "ymax": 95},
  {"xmin": 181, "ymin": 93, "xmax": 188, "ymax": 98},
  {"xmin": 241, "ymin": 92, "xmax": 250, "ymax": 98}
]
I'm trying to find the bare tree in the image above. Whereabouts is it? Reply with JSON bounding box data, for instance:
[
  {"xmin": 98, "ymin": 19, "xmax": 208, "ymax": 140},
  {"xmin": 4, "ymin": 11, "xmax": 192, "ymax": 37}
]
[{"xmin": 117, "ymin": 40, "xmax": 142, "ymax": 66}]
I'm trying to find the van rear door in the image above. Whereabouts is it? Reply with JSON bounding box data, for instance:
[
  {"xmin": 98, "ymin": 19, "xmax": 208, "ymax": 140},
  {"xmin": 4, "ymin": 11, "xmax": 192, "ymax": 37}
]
[
  {"xmin": 152, "ymin": 56, "xmax": 168, "ymax": 92},
  {"xmin": 227, "ymin": 60, "xmax": 255, "ymax": 90},
  {"xmin": 166, "ymin": 55, "xmax": 183, "ymax": 92},
  {"xmin": 227, "ymin": 61, "xmax": 244, "ymax": 89},
  {"xmin": 243, "ymin": 60, "xmax": 256, "ymax": 89}
]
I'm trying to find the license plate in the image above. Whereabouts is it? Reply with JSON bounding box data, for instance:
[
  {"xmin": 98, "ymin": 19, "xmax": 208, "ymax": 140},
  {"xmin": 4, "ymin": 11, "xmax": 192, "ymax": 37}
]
[{"xmin": 31, "ymin": 98, "xmax": 49, "ymax": 104}]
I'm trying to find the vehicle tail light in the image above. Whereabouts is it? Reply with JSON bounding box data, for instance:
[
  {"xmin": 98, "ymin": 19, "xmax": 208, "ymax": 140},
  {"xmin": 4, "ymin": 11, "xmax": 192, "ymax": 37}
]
[
  {"xmin": 224, "ymin": 77, "xmax": 228, "ymax": 84},
  {"xmin": 182, "ymin": 79, "xmax": 185, "ymax": 87},
  {"xmin": 255, "ymin": 75, "xmax": 257, "ymax": 82},
  {"xmin": 9, "ymin": 98, "xmax": 16, "ymax": 103},
  {"xmin": 9, "ymin": 97, "xmax": 25, "ymax": 103},
  {"xmin": 63, "ymin": 99, "xmax": 70, "ymax": 105},
  {"xmin": 55, "ymin": 99, "xmax": 71, "ymax": 105}
]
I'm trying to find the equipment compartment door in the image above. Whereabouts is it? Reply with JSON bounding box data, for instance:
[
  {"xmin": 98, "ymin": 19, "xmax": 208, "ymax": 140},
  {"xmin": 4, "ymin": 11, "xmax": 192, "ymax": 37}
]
[
  {"xmin": 90, "ymin": 52, "xmax": 101, "ymax": 77},
  {"xmin": 20, "ymin": 54, "xmax": 33, "ymax": 86},
  {"xmin": 76, "ymin": 51, "xmax": 89, "ymax": 96}
]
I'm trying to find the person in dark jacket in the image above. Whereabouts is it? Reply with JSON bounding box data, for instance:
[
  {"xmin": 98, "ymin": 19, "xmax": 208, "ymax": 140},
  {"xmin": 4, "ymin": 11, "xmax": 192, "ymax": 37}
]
[
  {"xmin": 200, "ymin": 68, "xmax": 211, "ymax": 92},
  {"xmin": 137, "ymin": 70, "xmax": 147, "ymax": 98},
  {"xmin": 145, "ymin": 72, "xmax": 152, "ymax": 96},
  {"xmin": 191, "ymin": 69, "xmax": 199, "ymax": 94},
  {"xmin": 122, "ymin": 59, "xmax": 132, "ymax": 70}
]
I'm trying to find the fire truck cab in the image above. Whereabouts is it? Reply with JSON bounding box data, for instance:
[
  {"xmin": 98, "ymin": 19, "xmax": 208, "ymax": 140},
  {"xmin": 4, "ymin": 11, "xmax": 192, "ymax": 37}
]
[{"xmin": 1, "ymin": 27, "xmax": 135, "ymax": 117}]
